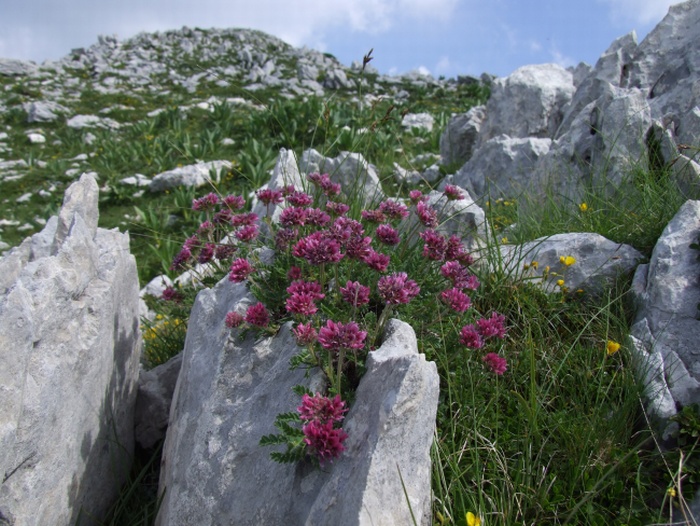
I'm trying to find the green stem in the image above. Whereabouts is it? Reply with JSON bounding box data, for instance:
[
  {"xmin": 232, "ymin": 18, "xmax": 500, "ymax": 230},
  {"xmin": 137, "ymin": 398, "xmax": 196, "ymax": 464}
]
[{"xmin": 336, "ymin": 348, "xmax": 345, "ymax": 396}]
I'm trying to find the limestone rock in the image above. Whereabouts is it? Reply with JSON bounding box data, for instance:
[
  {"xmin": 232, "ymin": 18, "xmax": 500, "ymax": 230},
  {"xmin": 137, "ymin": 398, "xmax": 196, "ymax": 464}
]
[
  {"xmin": 629, "ymin": 200, "xmax": 700, "ymax": 435},
  {"xmin": 401, "ymin": 112, "xmax": 434, "ymax": 132},
  {"xmin": 66, "ymin": 114, "xmax": 120, "ymax": 130},
  {"xmin": 439, "ymin": 105, "xmax": 486, "ymax": 167},
  {"xmin": 0, "ymin": 173, "xmax": 141, "ymax": 525},
  {"xmin": 24, "ymin": 101, "xmax": 69, "ymax": 123},
  {"xmin": 149, "ymin": 160, "xmax": 232, "ymax": 192}
]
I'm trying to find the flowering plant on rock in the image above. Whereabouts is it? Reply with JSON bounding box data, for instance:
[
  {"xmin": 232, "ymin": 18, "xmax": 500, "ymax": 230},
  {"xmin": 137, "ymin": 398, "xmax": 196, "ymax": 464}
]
[{"xmin": 170, "ymin": 173, "xmax": 508, "ymax": 466}]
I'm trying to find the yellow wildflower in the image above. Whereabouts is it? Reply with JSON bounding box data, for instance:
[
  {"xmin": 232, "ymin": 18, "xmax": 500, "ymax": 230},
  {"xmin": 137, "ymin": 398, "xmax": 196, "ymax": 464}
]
[
  {"xmin": 531, "ymin": 261, "xmax": 539, "ymax": 270},
  {"xmin": 607, "ymin": 340, "xmax": 621, "ymax": 356},
  {"xmin": 501, "ymin": 237, "xmax": 508, "ymax": 244},
  {"xmin": 466, "ymin": 512, "xmax": 482, "ymax": 526},
  {"xmin": 557, "ymin": 279, "xmax": 565, "ymax": 287},
  {"xmin": 559, "ymin": 255, "xmax": 576, "ymax": 266},
  {"xmin": 668, "ymin": 487, "xmax": 677, "ymax": 498},
  {"xmin": 579, "ymin": 202, "xmax": 588, "ymax": 212}
]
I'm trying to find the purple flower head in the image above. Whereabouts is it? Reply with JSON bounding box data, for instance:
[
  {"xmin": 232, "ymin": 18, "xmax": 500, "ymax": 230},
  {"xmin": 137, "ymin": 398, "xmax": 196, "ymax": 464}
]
[
  {"xmin": 286, "ymin": 191, "xmax": 313, "ymax": 207},
  {"xmin": 197, "ymin": 243, "xmax": 216, "ymax": 264},
  {"xmin": 231, "ymin": 212, "xmax": 258, "ymax": 227},
  {"xmin": 340, "ymin": 281, "xmax": 371, "ymax": 307},
  {"xmin": 293, "ymin": 232, "xmax": 344, "ymax": 266},
  {"xmin": 329, "ymin": 217, "xmax": 364, "ymax": 243},
  {"xmin": 307, "ymin": 173, "xmax": 340, "ymax": 196},
  {"xmin": 161, "ymin": 286, "xmax": 182, "ymax": 303},
  {"xmin": 235, "ymin": 224, "xmax": 259, "ymax": 242},
  {"xmin": 183, "ymin": 235, "xmax": 201, "ymax": 251},
  {"xmin": 229, "ymin": 258, "xmax": 254, "ymax": 282},
  {"xmin": 215, "ymin": 244, "xmax": 237, "ymax": 261},
  {"xmin": 293, "ymin": 322, "xmax": 318, "ymax": 346},
  {"xmin": 306, "ymin": 208, "xmax": 331, "ymax": 227},
  {"xmin": 420, "ymin": 229, "xmax": 448, "ymax": 261},
  {"xmin": 477, "ymin": 312, "xmax": 507, "ymax": 339},
  {"xmin": 279, "ymin": 206, "xmax": 308, "ymax": 227},
  {"xmin": 281, "ymin": 185, "xmax": 297, "ymax": 196},
  {"xmin": 275, "ymin": 227, "xmax": 299, "ymax": 250},
  {"xmin": 197, "ymin": 220, "xmax": 214, "ymax": 235},
  {"xmin": 222, "ymin": 194, "xmax": 245, "ymax": 210},
  {"xmin": 318, "ymin": 320, "xmax": 367, "ymax": 352},
  {"xmin": 440, "ymin": 288, "xmax": 472, "ymax": 313},
  {"xmin": 287, "ymin": 266, "xmax": 302, "ymax": 281},
  {"xmin": 171, "ymin": 247, "xmax": 192, "ymax": 271},
  {"xmin": 286, "ymin": 293, "xmax": 319, "ymax": 316},
  {"xmin": 345, "ymin": 235, "xmax": 373, "ymax": 260},
  {"xmin": 192, "ymin": 192, "xmax": 219, "ymax": 212},
  {"xmin": 483, "ymin": 353, "xmax": 508, "ymax": 375},
  {"xmin": 302, "ymin": 420, "xmax": 348, "ymax": 465},
  {"xmin": 298, "ymin": 393, "xmax": 348, "ymax": 424},
  {"xmin": 325, "ymin": 201, "xmax": 350, "ymax": 217},
  {"xmin": 416, "ymin": 201, "xmax": 439, "ymax": 228},
  {"xmin": 379, "ymin": 199, "xmax": 410, "ymax": 221},
  {"xmin": 225, "ymin": 311, "xmax": 244, "ymax": 328},
  {"xmin": 375, "ymin": 224, "xmax": 400, "ymax": 246},
  {"xmin": 363, "ymin": 250, "xmax": 390, "ymax": 272},
  {"xmin": 377, "ymin": 272, "xmax": 420, "ymax": 304},
  {"xmin": 409, "ymin": 190, "xmax": 426, "ymax": 203},
  {"xmin": 445, "ymin": 235, "xmax": 474, "ymax": 265},
  {"xmin": 287, "ymin": 280, "xmax": 325, "ymax": 300},
  {"xmin": 213, "ymin": 208, "xmax": 234, "ymax": 224},
  {"xmin": 256, "ymin": 188, "xmax": 284, "ymax": 206},
  {"xmin": 244, "ymin": 302, "xmax": 270, "ymax": 328},
  {"xmin": 443, "ymin": 184, "xmax": 464, "ymax": 201},
  {"xmin": 440, "ymin": 261, "xmax": 479, "ymax": 290},
  {"xmin": 361, "ymin": 209, "xmax": 387, "ymax": 224},
  {"xmin": 459, "ymin": 324, "xmax": 484, "ymax": 349}
]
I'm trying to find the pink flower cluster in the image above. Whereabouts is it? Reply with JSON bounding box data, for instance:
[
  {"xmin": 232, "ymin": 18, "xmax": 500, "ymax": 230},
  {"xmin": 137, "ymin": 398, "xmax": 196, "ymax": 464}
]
[
  {"xmin": 307, "ymin": 172, "xmax": 341, "ymax": 196},
  {"xmin": 286, "ymin": 280, "xmax": 325, "ymax": 316},
  {"xmin": 318, "ymin": 320, "xmax": 367, "ymax": 352},
  {"xmin": 377, "ymin": 272, "xmax": 420, "ymax": 304},
  {"xmin": 459, "ymin": 313, "xmax": 508, "ymax": 375},
  {"xmin": 340, "ymin": 281, "xmax": 371, "ymax": 307},
  {"xmin": 297, "ymin": 393, "xmax": 348, "ymax": 464},
  {"xmin": 293, "ymin": 231, "xmax": 344, "ymax": 265}
]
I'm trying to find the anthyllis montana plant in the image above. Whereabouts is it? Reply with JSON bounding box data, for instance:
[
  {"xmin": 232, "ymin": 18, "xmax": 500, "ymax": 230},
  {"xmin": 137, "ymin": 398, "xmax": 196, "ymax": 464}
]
[{"xmin": 169, "ymin": 175, "xmax": 508, "ymax": 466}]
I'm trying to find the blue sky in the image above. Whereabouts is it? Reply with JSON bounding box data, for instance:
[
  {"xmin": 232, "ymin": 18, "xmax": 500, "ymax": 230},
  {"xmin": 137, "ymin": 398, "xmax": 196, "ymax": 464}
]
[{"xmin": 0, "ymin": 0, "xmax": 681, "ymax": 79}]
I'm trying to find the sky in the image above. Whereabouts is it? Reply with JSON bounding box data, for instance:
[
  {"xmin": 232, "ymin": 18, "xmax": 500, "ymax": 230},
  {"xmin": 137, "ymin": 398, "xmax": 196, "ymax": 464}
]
[{"xmin": 0, "ymin": 0, "xmax": 683, "ymax": 79}]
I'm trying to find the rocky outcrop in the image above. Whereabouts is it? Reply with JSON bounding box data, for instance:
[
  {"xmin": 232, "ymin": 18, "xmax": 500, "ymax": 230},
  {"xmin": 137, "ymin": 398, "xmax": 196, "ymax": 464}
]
[
  {"xmin": 440, "ymin": 105, "xmax": 486, "ymax": 167},
  {"xmin": 0, "ymin": 173, "xmax": 142, "ymax": 525},
  {"xmin": 149, "ymin": 160, "xmax": 233, "ymax": 192},
  {"xmin": 156, "ymin": 275, "xmax": 438, "ymax": 525}
]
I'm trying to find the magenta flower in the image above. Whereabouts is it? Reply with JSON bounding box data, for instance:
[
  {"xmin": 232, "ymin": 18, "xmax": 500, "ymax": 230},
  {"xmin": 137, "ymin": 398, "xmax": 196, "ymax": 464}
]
[
  {"xmin": 420, "ymin": 229, "xmax": 448, "ymax": 261},
  {"xmin": 443, "ymin": 184, "xmax": 464, "ymax": 201},
  {"xmin": 286, "ymin": 293, "xmax": 319, "ymax": 316},
  {"xmin": 308, "ymin": 173, "xmax": 341, "ymax": 196},
  {"xmin": 287, "ymin": 266, "xmax": 302, "ymax": 281},
  {"xmin": 377, "ymin": 272, "xmax": 420, "ymax": 304},
  {"xmin": 483, "ymin": 353, "xmax": 508, "ymax": 375},
  {"xmin": 477, "ymin": 312, "xmax": 507, "ymax": 339},
  {"xmin": 293, "ymin": 322, "xmax": 318, "ymax": 346},
  {"xmin": 225, "ymin": 311, "xmax": 244, "ymax": 328},
  {"xmin": 286, "ymin": 191, "xmax": 313, "ymax": 207},
  {"xmin": 440, "ymin": 261, "xmax": 479, "ymax": 290},
  {"xmin": 235, "ymin": 224, "xmax": 259, "ymax": 242},
  {"xmin": 213, "ymin": 208, "xmax": 234, "ymax": 224},
  {"xmin": 302, "ymin": 420, "xmax": 348, "ymax": 465},
  {"xmin": 297, "ymin": 393, "xmax": 348, "ymax": 424},
  {"xmin": 192, "ymin": 192, "xmax": 219, "ymax": 211},
  {"xmin": 363, "ymin": 250, "xmax": 390, "ymax": 272},
  {"xmin": 287, "ymin": 280, "xmax": 325, "ymax": 300},
  {"xmin": 325, "ymin": 201, "xmax": 350, "ymax": 216},
  {"xmin": 215, "ymin": 244, "xmax": 237, "ymax": 261},
  {"xmin": 340, "ymin": 281, "xmax": 371, "ymax": 307},
  {"xmin": 329, "ymin": 217, "xmax": 364, "ymax": 243},
  {"xmin": 171, "ymin": 247, "xmax": 192, "ymax": 270},
  {"xmin": 197, "ymin": 220, "xmax": 214, "ymax": 235},
  {"xmin": 161, "ymin": 286, "xmax": 182, "ymax": 303},
  {"xmin": 409, "ymin": 190, "xmax": 426, "ymax": 203},
  {"xmin": 306, "ymin": 208, "xmax": 331, "ymax": 227},
  {"xmin": 197, "ymin": 243, "xmax": 216, "ymax": 264},
  {"xmin": 275, "ymin": 227, "xmax": 299, "ymax": 250},
  {"xmin": 375, "ymin": 224, "xmax": 400, "ymax": 246},
  {"xmin": 445, "ymin": 235, "xmax": 474, "ymax": 265},
  {"xmin": 293, "ymin": 232, "xmax": 344, "ymax": 265},
  {"xmin": 279, "ymin": 206, "xmax": 308, "ymax": 227},
  {"xmin": 440, "ymin": 288, "xmax": 472, "ymax": 313},
  {"xmin": 231, "ymin": 212, "xmax": 258, "ymax": 227},
  {"xmin": 244, "ymin": 302, "xmax": 270, "ymax": 328},
  {"xmin": 256, "ymin": 188, "xmax": 284, "ymax": 205},
  {"xmin": 345, "ymin": 235, "xmax": 373, "ymax": 260},
  {"xmin": 229, "ymin": 258, "xmax": 254, "ymax": 282},
  {"xmin": 460, "ymin": 324, "xmax": 484, "ymax": 349},
  {"xmin": 416, "ymin": 201, "xmax": 439, "ymax": 228},
  {"xmin": 318, "ymin": 320, "xmax": 367, "ymax": 352},
  {"xmin": 361, "ymin": 209, "xmax": 387, "ymax": 223},
  {"xmin": 379, "ymin": 199, "xmax": 410, "ymax": 220},
  {"xmin": 462, "ymin": 274, "xmax": 480, "ymax": 291},
  {"xmin": 222, "ymin": 194, "xmax": 246, "ymax": 210},
  {"xmin": 183, "ymin": 235, "xmax": 200, "ymax": 251}
]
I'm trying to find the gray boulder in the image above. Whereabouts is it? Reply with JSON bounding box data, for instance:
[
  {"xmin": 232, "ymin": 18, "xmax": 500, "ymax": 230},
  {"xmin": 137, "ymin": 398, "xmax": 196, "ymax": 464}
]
[
  {"xmin": 66, "ymin": 114, "xmax": 120, "ymax": 130},
  {"xmin": 439, "ymin": 105, "xmax": 486, "ymax": 167},
  {"xmin": 0, "ymin": 173, "xmax": 141, "ymax": 525},
  {"xmin": 0, "ymin": 59, "xmax": 38, "ymax": 76},
  {"xmin": 629, "ymin": 200, "xmax": 700, "ymax": 436},
  {"xmin": 24, "ymin": 101, "xmax": 69, "ymax": 123},
  {"xmin": 156, "ymin": 275, "xmax": 438, "ymax": 525},
  {"xmin": 478, "ymin": 64, "xmax": 575, "ymax": 144},
  {"xmin": 451, "ymin": 135, "xmax": 552, "ymax": 200},
  {"xmin": 149, "ymin": 160, "xmax": 232, "ymax": 192},
  {"xmin": 501, "ymin": 232, "xmax": 644, "ymax": 297},
  {"xmin": 401, "ymin": 112, "xmax": 434, "ymax": 132}
]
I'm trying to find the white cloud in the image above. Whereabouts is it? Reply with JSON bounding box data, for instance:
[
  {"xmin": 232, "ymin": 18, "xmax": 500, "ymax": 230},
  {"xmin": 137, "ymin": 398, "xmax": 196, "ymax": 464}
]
[{"xmin": 598, "ymin": 0, "xmax": 680, "ymax": 25}]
